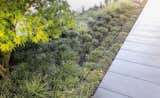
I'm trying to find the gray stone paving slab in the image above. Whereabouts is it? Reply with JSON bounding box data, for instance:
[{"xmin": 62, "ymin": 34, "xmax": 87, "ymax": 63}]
[
  {"xmin": 136, "ymin": 26, "xmax": 160, "ymax": 33},
  {"xmin": 109, "ymin": 59, "xmax": 160, "ymax": 85},
  {"xmin": 126, "ymin": 35, "xmax": 160, "ymax": 46},
  {"xmin": 130, "ymin": 30, "xmax": 160, "ymax": 38},
  {"xmin": 99, "ymin": 72, "xmax": 160, "ymax": 98},
  {"xmin": 121, "ymin": 41, "xmax": 160, "ymax": 55},
  {"xmin": 116, "ymin": 50, "xmax": 160, "ymax": 68},
  {"xmin": 94, "ymin": 88, "xmax": 132, "ymax": 98}
]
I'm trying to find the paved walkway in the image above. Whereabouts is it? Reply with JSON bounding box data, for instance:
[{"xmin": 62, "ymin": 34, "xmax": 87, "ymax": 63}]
[{"xmin": 94, "ymin": 0, "xmax": 160, "ymax": 98}]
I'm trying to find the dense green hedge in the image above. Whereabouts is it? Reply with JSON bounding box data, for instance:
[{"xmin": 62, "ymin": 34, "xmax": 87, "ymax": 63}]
[{"xmin": 0, "ymin": 0, "xmax": 145, "ymax": 98}]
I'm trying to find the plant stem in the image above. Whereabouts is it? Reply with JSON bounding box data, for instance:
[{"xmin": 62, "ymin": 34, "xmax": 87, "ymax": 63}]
[{"xmin": 2, "ymin": 51, "xmax": 11, "ymax": 68}]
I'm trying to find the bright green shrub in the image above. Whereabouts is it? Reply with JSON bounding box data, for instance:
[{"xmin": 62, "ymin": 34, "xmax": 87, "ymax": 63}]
[
  {"xmin": 90, "ymin": 49, "xmax": 104, "ymax": 62},
  {"xmin": 92, "ymin": 39, "xmax": 99, "ymax": 47},
  {"xmin": 0, "ymin": 0, "xmax": 75, "ymax": 68},
  {"xmin": 23, "ymin": 76, "xmax": 52, "ymax": 98},
  {"xmin": 81, "ymin": 33, "xmax": 92, "ymax": 42},
  {"xmin": 93, "ymin": 32, "xmax": 103, "ymax": 41},
  {"xmin": 107, "ymin": 0, "xmax": 136, "ymax": 13},
  {"xmin": 96, "ymin": 27, "xmax": 109, "ymax": 35},
  {"xmin": 84, "ymin": 62, "xmax": 96, "ymax": 69}
]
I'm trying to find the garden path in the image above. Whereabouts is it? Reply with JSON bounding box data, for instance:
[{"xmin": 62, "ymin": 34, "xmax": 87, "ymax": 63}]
[{"xmin": 94, "ymin": 0, "xmax": 160, "ymax": 98}]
